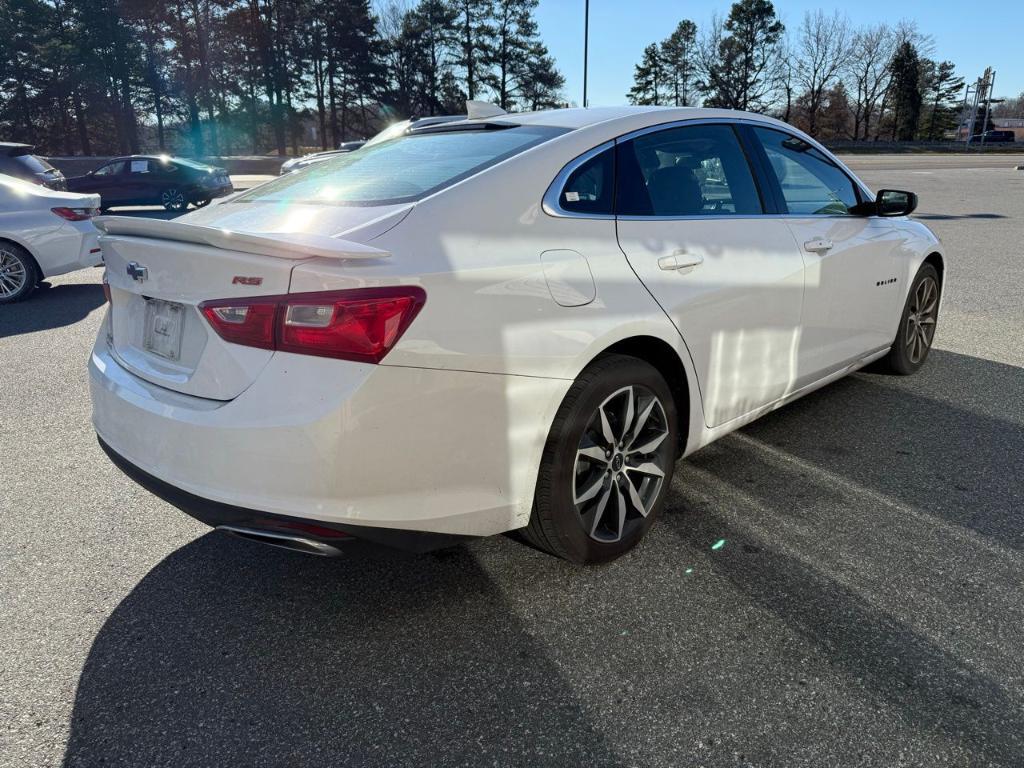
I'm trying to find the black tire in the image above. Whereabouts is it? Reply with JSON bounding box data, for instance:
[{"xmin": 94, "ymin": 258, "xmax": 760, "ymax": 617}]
[
  {"xmin": 879, "ymin": 263, "xmax": 941, "ymax": 375},
  {"xmin": 0, "ymin": 241, "xmax": 39, "ymax": 304},
  {"xmin": 523, "ymin": 354, "xmax": 679, "ymax": 564},
  {"xmin": 161, "ymin": 188, "xmax": 187, "ymax": 211}
]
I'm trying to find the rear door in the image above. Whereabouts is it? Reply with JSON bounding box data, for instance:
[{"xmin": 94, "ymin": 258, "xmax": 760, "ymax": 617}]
[
  {"xmin": 614, "ymin": 122, "xmax": 806, "ymax": 428},
  {"xmin": 749, "ymin": 126, "xmax": 903, "ymax": 383}
]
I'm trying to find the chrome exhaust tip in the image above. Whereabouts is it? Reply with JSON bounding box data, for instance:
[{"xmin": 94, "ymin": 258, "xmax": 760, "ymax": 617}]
[{"xmin": 217, "ymin": 525, "xmax": 344, "ymax": 557}]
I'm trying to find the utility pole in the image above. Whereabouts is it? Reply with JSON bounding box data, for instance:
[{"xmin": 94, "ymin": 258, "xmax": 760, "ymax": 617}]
[
  {"xmin": 966, "ymin": 67, "xmax": 996, "ymax": 147},
  {"xmin": 980, "ymin": 69, "xmax": 996, "ymax": 147},
  {"xmin": 583, "ymin": 0, "xmax": 589, "ymax": 108}
]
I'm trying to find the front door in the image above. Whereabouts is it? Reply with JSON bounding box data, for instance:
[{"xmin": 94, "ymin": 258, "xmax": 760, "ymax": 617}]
[
  {"xmin": 614, "ymin": 123, "xmax": 806, "ymax": 428},
  {"xmin": 750, "ymin": 127, "xmax": 904, "ymax": 385},
  {"xmin": 88, "ymin": 160, "xmax": 128, "ymax": 207}
]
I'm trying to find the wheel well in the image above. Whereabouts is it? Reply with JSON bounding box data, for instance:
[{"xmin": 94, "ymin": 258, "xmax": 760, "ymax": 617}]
[
  {"xmin": 0, "ymin": 237, "xmax": 42, "ymax": 280},
  {"xmin": 596, "ymin": 336, "xmax": 690, "ymax": 456},
  {"xmin": 923, "ymin": 252, "xmax": 944, "ymax": 285}
]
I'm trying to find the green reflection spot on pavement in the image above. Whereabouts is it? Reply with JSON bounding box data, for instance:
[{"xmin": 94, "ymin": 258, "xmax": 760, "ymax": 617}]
[{"xmin": 711, "ymin": 539, "xmax": 726, "ymax": 551}]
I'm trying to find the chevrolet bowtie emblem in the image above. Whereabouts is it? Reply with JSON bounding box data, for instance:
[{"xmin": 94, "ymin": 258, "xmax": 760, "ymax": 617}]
[{"xmin": 126, "ymin": 262, "xmax": 148, "ymax": 282}]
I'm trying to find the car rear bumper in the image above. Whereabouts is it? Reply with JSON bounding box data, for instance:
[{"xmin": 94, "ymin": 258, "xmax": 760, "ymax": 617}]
[
  {"xmin": 202, "ymin": 184, "xmax": 234, "ymax": 200},
  {"xmin": 97, "ymin": 436, "xmax": 468, "ymax": 554},
  {"xmin": 34, "ymin": 220, "xmax": 101, "ymax": 278},
  {"xmin": 89, "ymin": 320, "xmax": 569, "ymax": 539}
]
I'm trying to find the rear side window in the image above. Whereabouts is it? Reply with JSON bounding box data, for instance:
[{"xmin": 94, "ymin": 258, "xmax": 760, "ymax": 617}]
[
  {"xmin": 754, "ymin": 127, "xmax": 859, "ymax": 215},
  {"xmin": 236, "ymin": 125, "xmax": 567, "ymax": 206},
  {"xmin": 617, "ymin": 124, "xmax": 762, "ymax": 217},
  {"xmin": 558, "ymin": 147, "xmax": 614, "ymax": 215}
]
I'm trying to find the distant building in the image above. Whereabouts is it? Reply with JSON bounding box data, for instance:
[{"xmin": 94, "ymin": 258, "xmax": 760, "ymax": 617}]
[{"xmin": 994, "ymin": 118, "xmax": 1024, "ymax": 141}]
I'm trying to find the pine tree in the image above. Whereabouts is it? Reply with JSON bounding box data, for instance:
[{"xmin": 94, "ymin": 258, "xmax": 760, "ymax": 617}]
[
  {"xmin": 518, "ymin": 41, "xmax": 564, "ymax": 110},
  {"xmin": 888, "ymin": 40, "xmax": 922, "ymax": 140},
  {"xmin": 488, "ymin": 0, "xmax": 542, "ymax": 110},
  {"xmin": 660, "ymin": 19, "xmax": 697, "ymax": 107},
  {"xmin": 628, "ymin": 43, "xmax": 667, "ymax": 105},
  {"xmin": 452, "ymin": 0, "xmax": 495, "ymax": 101},
  {"xmin": 406, "ymin": 0, "xmax": 460, "ymax": 115},
  {"xmin": 919, "ymin": 59, "xmax": 964, "ymax": 140},
  {"xmin": 701, "ymin": 0, "xmax": 784, "ymax": 111}
]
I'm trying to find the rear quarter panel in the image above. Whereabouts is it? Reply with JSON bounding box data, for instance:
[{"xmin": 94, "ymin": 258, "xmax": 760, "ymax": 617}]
[{"xmin": 286, "ymin": 130, "xmax": 708, "ymax": 458}]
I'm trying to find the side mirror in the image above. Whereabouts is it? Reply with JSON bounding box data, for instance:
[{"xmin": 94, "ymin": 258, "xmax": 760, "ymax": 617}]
[{"xmin": 876, "ymin": 189, "xmax": 918, "ymax": 217}]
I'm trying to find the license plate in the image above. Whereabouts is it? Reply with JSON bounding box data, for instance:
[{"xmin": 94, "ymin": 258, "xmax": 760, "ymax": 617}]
[{"xmin": 143, "ymin": 299, "xmax": 185, "ymax": 361}]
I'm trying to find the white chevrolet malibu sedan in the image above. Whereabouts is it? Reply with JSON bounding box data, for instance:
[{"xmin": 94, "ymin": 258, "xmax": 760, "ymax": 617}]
[
  {"xmin": 0, "ymin": 174, "xmax": 102, "ymax": 303},
  {"xmin": 89, "ymin": 106, "xmax": 944, "ymax": 563}
]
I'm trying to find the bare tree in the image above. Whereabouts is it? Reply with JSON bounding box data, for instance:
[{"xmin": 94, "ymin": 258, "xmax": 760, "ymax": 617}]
[
  {"xmin": 794, "ymin": 11, "xmax": 850, "ymax": 137},
  {"xmin": 773, "ymin": 35, "xmax": 796, "ymax": 123},
  {"xmin": 846, "ymin": 23, "xmax": 895, "ymax": 140}
]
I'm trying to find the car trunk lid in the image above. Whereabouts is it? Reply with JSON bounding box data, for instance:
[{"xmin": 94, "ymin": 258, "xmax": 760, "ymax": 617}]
[{"xmin": 96, "ymin": 215, "xmax": 391, "ymax": 401}]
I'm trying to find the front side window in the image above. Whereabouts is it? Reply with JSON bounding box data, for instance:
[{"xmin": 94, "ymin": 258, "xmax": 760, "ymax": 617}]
[
  {"xmin": 616, "ymin": 124, "xmax": 762, "ymax": 217},
  {"xmin": 235, "ymin": 125, "xmax": 566, "ymax": 206},
  {"xmin": 558, "ymin": 147, "xmax": 614, "ymax": 215},
  {"xmin": 754, "ymin": 127, "xmax": 859, "ymax": 215},
  {"xmin": 94, "ymin": 161, "xmax": 126, "ymax": 177}
]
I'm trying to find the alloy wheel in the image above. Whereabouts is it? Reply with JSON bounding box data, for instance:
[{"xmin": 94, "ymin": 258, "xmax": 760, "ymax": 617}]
[
  {"xmin": 573, "ymin": 385, "xmax": 672, "ymax": 543},
  {"xmin": 161, "ymin": 188, "xmax": 186, "ymax": 210},
  {"xmin": 0, "ymin": 248, "xmax": 28, "ymax": 298},
  {"xmin": 905, "ymin": 275, "xmax": 938, "ymax": 364}
]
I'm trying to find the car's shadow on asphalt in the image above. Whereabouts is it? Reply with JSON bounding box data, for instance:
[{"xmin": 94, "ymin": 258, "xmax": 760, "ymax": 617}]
[
  {"xmin": 61, "ymin": 538, "xmax": 628, "ymax": 767},
  {"xmin": 914, "ymin": 212, "xmax": 1008, "ymax": 221},
  {"xmin": 61, "ymin": 350, "xmax": 1024, "ymax": 766},
  {"xmin": 0, "ymin": 278, "xmax": 105, "ymax": 338}
]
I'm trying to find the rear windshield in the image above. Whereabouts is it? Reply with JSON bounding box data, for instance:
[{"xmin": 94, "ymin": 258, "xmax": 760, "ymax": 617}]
[
  {"xmin": 171, "ymin": 157, "xmax": 215, "ymax": 171},
  {"xmin": 235, "ymin": 125, "xmax": 566, "ymax": 206},
  {"xmin": 15, "ymin": 154, "xmax": 54, "ymax": 173}
]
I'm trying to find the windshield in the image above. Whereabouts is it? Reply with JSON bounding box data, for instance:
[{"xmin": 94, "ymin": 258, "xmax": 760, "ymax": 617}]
[{"xmin": 234, "ymin": 125, "xmax": 566, "ymax": 207}]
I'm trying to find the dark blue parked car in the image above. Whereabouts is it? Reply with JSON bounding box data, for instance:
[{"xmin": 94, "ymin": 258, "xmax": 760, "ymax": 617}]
[{"xmin": 67, "ymin": 155, "xmax": 233, "ymax": 212}]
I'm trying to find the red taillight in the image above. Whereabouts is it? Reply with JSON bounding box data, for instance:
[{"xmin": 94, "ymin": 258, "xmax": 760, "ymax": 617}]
[
  {"xmin": 199, "ymin": 287, "xmax": 426, "ymax": 364},
  {"xmin": 200, "ymin": 301, "xmax": 278, "ymax": 350},
  {"xmin": 51, "ymin": 206, "xmax": 97, "ymax": 221}
]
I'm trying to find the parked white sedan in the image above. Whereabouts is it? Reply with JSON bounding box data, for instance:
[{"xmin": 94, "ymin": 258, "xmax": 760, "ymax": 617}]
[
  {"xmin": 89, "ymin": 106, "xmax": 945, "ymax": 563},
  {"xmin": 0, "ymin": 174, "xmax": 101, "ymax": 303}
]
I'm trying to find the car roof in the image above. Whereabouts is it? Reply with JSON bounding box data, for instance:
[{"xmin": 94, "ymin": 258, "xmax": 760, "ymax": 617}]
[
  {"xmin": 0, "ymin": 142, "xmax": 35, "ymax": 156},
  {"xmin": 492, "ymin": 105, "xmax": 791, "ymax": 131},
  {"xmin": 104, "ymin": 155, "xmax": 216, "ymax": 169},
  {"xmin": 108, "ymin": 155, "xmax": 178, "ymax": 162}
]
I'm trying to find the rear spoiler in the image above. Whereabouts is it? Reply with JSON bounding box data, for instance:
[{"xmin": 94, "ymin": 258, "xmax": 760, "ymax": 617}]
[{"xmin": 93, "ymin": 216, "xmax": 389, "ymax": 261}]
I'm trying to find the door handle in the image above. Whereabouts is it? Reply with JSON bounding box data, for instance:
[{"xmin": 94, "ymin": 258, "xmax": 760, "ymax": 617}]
[
  {"xmin": 658, "ymin": 253, "xmax": 704, "ymax": 271},
  {"xmin": 804, "ymin": 238, "xmax": 834, "ymax": 254}
]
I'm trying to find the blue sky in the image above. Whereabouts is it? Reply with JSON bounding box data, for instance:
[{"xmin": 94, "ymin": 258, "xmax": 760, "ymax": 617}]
[{"xmin": 533, "ymin": 0, "xmax": 1023, "ymax": 107}]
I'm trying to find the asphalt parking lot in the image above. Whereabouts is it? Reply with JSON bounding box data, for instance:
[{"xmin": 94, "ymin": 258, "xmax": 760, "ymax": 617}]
[{"xmin": 1, "ymin": 156, "xmax": 1023, "ymax": 767}]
